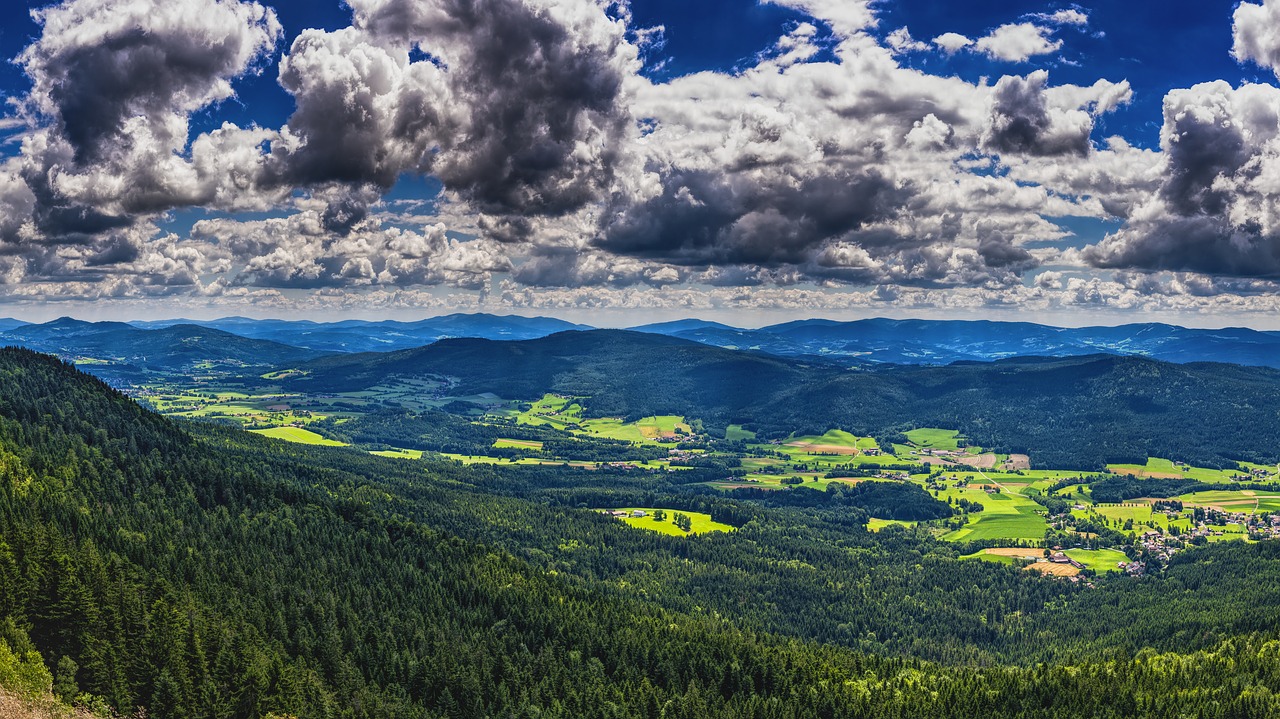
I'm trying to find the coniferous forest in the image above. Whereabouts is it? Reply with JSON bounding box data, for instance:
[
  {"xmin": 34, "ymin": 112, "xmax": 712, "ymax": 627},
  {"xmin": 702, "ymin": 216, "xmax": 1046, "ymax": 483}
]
[{"xmin": 2, "ymin": 348, "xmax": 1280, "ymax": 717}]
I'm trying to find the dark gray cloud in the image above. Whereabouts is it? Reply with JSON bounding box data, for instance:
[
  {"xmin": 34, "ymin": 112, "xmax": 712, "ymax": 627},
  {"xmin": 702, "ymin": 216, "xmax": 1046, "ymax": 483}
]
[
  {"xmin": 279, "ymin": 0, "xmax": 638, "ymax": 224},
  {"xmin": 597, "ymin": 169, "xmax": 911, "ymax": 266},
  {"xmin": 1084, "ymin": 82, "xmax": 1280, "ymax": 277},
  {"xmin": 984, "ymin": 71, "xmax": 1090, "ymax": 157},
  {"xmin": 18, "ymin": 0, "xmax": 281, "ymax": 166}
]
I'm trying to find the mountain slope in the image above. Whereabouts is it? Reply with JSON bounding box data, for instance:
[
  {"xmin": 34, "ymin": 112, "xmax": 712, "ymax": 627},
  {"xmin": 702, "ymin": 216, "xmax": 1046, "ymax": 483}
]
[
  {"xmin": 634, "ymin": 317, "xmax": 1280, "ymax": 369},
  {"xmin": 132, "ymin": 312, "xmax": 592, "ymax": 352},
  {"xmin": 283, "ymin": 330, "xmax": 1280, "ymax": 468},
  {"xmin": 0, "ymin": 318, "xmax": 326, "ymax": 379},
  {"xmin": 7, "ymin": 350, "xmax": 1280, "ymax": 717}
]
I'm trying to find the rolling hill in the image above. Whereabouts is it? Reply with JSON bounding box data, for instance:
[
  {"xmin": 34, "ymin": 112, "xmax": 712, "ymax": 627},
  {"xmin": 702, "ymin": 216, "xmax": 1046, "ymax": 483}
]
[
  {"xmin": 635, "ymin": 317, "xmax": 1280, "ymax": 369},
  {"xmin": 0, "ymin": 317, "xmax": 327, "ymax": 379},
  {"xmin": 281, "ymin": 329, "xmax": 1280, "ymax": 469},
  {"xmin": 130, "ymin": 312, "xmax": 592, "ymax": 352}
]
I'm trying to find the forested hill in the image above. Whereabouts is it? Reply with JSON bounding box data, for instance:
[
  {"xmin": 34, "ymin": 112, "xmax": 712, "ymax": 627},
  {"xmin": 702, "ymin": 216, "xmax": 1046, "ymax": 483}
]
[
  {"xmin": 9, "ymin": 348, "xmax": 1280, "ymax": 716},
  {"xmin": 283, "ymin": 330, "xmax": 1280, "ymax": 469}
]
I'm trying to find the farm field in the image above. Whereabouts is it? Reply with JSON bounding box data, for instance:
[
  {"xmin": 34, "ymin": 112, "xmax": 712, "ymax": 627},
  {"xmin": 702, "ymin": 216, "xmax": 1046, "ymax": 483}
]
[
  {"xmin": 761, "ymin": 430, "xmax": 895, "ymax": 469},
  {"xmin": 725, "ymin": 424, "xmax": 756, "ymax": 441},
  {"xmin": 1065, "ymin": 548, "xmax": 1128, "ymax": 573},
  {"xmin": 938, "ymin": 487, "xmax": 1050, "ymax": 542},
  {"xmin": 516, "ymin": 394, "xmax": 691, "ymax": 444},
  {"xmin": 1074, "ymin": 503, "xmax": 1194, "ymax": 533},
  {"xmin": 867, "ymin": 518, "xmax": 917, "ymax": 531},
  {"xmin": 494, "ymin": 438, "xmax": 544, "ymax": 450},
  {"xmin": 1179, "ymin": 490, "xmax": 1280, "ymax": 513},
  {"xmin": 249, "ymin": 427, "xmax": 347, "ymax": 446},
  {"xmin": 960, "ymin": 547, "xmax": 1041, "ymax": 566},
  {"xmin": 1106, "ymin": 457, "xmax": 1249, "ymax": 482},
  {"xmin": 905, "ymin": 428, "xmax": 964, "ymax": 451},
  {"xmin": 960, "ymin": 548, "xmax": 1126, "ymax": 576},
  {"xmin": 369, "ymin": 448, "xmax": 424, "ymax": 459},
  {"xmin": 612, "ymin": 509, "xmax": 736, "ymax": 536},
  {"xmin": 440, "ymin": 453, "xmax": 598, "ymax": 467},
  {"xmin": 578, "ymin": 415, "xmax": 691, "ymax": 443},
  {"xmin": 517, "ymin": 394, "xmax": 584, "ymax": 429}
]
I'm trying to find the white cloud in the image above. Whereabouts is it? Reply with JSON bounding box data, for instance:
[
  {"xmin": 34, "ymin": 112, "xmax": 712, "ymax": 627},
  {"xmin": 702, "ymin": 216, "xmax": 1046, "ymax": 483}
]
[
  {"xmin": 1234, "ymin": 0, "xmax": 1280, "ymax": 77},
  {"xmin": 974, "ymin": 23, "xmax": 1062, "ymax": 62},
  {"xmin": 932, "ymin": 32, "xmax": 973, "ymax": 54},
  {"xmin": 886, "ymin": 27, "xmax": 930, "ymax": 54},
  {"xmin": 1038, "ymin": 9, "xmax": 1089, "ymax": 26}
]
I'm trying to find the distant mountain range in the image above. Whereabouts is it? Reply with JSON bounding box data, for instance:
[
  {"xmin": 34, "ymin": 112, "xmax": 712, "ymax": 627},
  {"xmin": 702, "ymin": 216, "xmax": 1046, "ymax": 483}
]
[
  {"xmin": 128, "ymin": 313, "xmax": 591, "ymax": 353},
  {"xmin": 0, "ymin": 317, "xmax": 327, "ymax": 382},
  {"xmin": 631, "ymin": 317, "xmax": 1280, "ymax": 369},
  {"xmin": 3, "ymin": 314, "xmax": 1280, "ymax": 377},
  {"xmin": 278, "ymin": 328, "xmax": 1280, "ymax": 469}
]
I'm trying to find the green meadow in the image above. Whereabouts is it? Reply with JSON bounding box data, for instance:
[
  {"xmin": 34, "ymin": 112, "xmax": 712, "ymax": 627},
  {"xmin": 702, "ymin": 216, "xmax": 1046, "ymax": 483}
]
[
  {"xmin": 249, "ymin": 426, "xmax": 347, "ymax": 446},
  {"xmin": 1106, "ymin": 457, "xmax": 1249, "ymax": 482},
  {"xmin": 613, "ymin": 509, "xmax": 736, "ymax": 536},
  {"xmin": 938, "ymin": 487, "xmax": 1049, "ymax": 542}
]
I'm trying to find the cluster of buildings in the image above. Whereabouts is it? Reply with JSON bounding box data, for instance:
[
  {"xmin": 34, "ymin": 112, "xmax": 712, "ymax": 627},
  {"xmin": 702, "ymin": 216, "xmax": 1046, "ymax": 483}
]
[{"xmin": 1119, "ymin": 509, "xmax": 1280, "ymax": 574}]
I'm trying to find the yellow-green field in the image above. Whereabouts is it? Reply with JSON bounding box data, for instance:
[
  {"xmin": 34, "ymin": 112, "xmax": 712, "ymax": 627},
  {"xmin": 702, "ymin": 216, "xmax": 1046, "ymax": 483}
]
[
  {"xmin": 1180, "ymin": 489, "xmax": 1280, "ymax": 513},
  {"xmin": 905, "ymin": 428, "xmax": 965, "ymax": 451},
  {"xmin": 493, "ymin": 438, "xmax": 544, "ymax": 450},
  {"xmin": 439, "ymin": 453, "xmax": 595, "ymax": 467},
  {"xmin": 517, "ymin": 394, "xmax": 691, "ymax": 444},
  {"xmin": 369, "ymin": 448, "xmax": 424, "ymax": 459},
  {"xmin": 579, "ymin": 415, "xmax": 691, "ymax": 443},
  {"xmin": 612, "ymin": 509, "xmax": 735, "ymax": 536},
  {"xmin": 937, "ymin": 486, "xmax": 1049, "ymax": 542},
  {"xmin": 1105, "ymin": 457, "xmax": 1249, "ymax": 482},
  {"xmin": 867, "ymin": 518, "xmax": 916, "ymax": 532},
  {"xmin": 1064, "ymin": 548, "xmax": 1129, "ymax": 573},
  {"xmin": 961, "ymin": 547, "xmax": 1127, "ymax": 574},
  {"xmin": 249, "ymin": 427, "xmax": 347, "ymax": 446}
]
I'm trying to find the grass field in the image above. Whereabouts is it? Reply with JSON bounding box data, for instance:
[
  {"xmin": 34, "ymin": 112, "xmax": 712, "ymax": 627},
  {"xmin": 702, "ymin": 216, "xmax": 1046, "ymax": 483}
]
[
  {"xmin": 494, "ymin": 438, "xmax": 544, "ymax": 450},
  {"xmin": 867, "ymin": 517, "xmax": 917, "ymax": 532},
  {"xmin": 938, "ymin": 486, "xmax": 1049, "ymax": 542},
  {"xmin": 369, "ymin": 448, "xmax": 424, "ymax": 459},
  {"xmin": 1106, "ymin": 457, "xmax": 1248, "ymax": 482},
  {"xmin": 1180, "ymin": 489, "xmax": 1280, "ymax": 513},
  {"xmin": 905, "ymin": 428, "xmax": 965, "ymax": 451},
  {"xmin": 440, "ymin": 453, "xmax": 597, "ymax": 467},
  {"xmin": 785, "ymin": 429, "xmax": 862, "ymax": 450},
  {"xmin": 516, "ymin": 395, "xmax": 690, "ymax": 445},
  {"xmin": 613, "ymin": 508, "xmax": 735, "ymax": 536},
  {"xmin": 960, "ymin": 548, "xmax": 1040, "ymax": 566},
  {"xmin": 1064, "ymin": 548, "xmax": 1128, "ymax": 573},
  {"xmin": 579, "ymin": 415, "xmax": 690, "ymax": 443},
  {"xmin": 517, "ymin": 394, "xmax": 584, "ymax": 430},
  {"xmin": 249, "ymin": 427, "xmax": 347, "ymax": 446},
  {"xmin": 725, "ymin": 424, "xmax": 757, "ymax": 441},
  {"xmin": 1073, "ymin": 503, "xmax": 1194, "ymax": 533}
]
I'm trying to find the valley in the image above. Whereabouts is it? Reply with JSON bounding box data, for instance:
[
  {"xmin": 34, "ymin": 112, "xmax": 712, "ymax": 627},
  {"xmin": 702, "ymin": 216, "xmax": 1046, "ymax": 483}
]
[{"xmin": 6, "ymin": 319, "xmax": 1280, "ymax": 717}]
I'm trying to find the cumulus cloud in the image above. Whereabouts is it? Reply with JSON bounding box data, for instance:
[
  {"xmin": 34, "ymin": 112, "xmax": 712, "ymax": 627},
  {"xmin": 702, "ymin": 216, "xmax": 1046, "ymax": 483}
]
[
  {"xmin": 1035, "ymin": 9, "xmax": 1090, "ymax": 27},
  {"xmin": 0, "ymin": 0, "xmax": 1273, "ymax": 319},
  {"xmin": 1234, "ymin": 0, "xmax": 1280, "ymax": 77},
  {"xmin": 1085, "ymin": 82, "xmax": 1280, "ymax": 276},
  {"xmin": 932, "ymin": 32, "xmax": 973, "ymax": 54},
  {"xmin": 983, "ymin": 71, "xmax": 1129, "ymax": 157},
  {"xmin": 974, "ymin": 23, "xmax": 1062, "ymax": 62},
  {"xmin": 192, "ymin": 210, "xmax": 512, "ymax": 290},
  {"xmin": 886, "ymin": 27, "xmax": 930, "ymax": 55},
  {"xmin": 15, "ymin": 0, "xmax": 282, "ymax": 230},
  {"xmin": 339, "ymin": 0, "xmax": 641, "ymax": 219}
]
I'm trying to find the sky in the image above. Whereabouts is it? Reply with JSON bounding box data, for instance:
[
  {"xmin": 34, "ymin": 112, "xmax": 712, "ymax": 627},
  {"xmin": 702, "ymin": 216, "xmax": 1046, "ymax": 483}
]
[{"xmin": 4, "ymin": 0, "xmax": 1280, "ymax": 328}]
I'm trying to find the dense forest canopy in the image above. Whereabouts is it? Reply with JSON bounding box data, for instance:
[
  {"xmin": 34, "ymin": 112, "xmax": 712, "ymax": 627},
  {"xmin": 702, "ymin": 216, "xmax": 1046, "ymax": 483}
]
[
  {"xmin": 0, "ymin": 348, "xmax": 1278, "ymax": 716},
  {"xmin": 283, "ymin": 330, "xmax": 1280, "ymax": 469}
]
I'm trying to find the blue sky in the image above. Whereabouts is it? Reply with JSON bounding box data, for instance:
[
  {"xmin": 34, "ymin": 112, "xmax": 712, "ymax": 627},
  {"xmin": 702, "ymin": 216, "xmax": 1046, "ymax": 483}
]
[{"xmin": 2, "ymin": 0, "xmax": 1280, "ymax": 328}]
